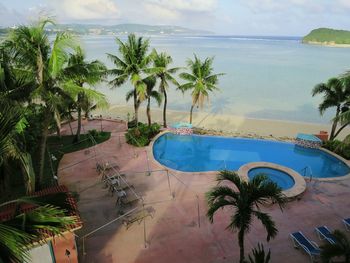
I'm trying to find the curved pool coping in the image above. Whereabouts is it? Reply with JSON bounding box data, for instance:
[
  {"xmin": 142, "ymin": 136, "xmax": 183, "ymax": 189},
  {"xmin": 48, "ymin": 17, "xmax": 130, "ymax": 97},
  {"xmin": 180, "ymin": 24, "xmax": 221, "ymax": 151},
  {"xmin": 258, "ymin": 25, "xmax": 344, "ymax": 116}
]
[
  {"xmin": 149, "ymin": 131, "xmax": 350, "ymax": 181},
  {"xmin": 237, "ymin": 162, "xmax": 306, "ymax": 199}
]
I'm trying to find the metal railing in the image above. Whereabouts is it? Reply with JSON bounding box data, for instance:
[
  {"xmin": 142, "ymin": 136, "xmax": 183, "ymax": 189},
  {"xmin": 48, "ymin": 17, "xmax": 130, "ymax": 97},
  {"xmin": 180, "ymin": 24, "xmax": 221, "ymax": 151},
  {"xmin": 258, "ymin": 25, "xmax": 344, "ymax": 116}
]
[{"xmin": 300, "ymin": 165, "xmax": 313, "ymax": 182}]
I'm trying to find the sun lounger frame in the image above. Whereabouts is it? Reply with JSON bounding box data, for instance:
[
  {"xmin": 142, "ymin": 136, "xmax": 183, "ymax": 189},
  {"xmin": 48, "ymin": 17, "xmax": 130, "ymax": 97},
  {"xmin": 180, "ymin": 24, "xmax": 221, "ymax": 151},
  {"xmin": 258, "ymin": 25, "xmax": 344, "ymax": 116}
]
[
  {"xmin": 290, "ymin": 231, "xmax": 320, "ymax": 263},
  {"xmin": 315, "ymin": 226, "xmax": 336, "ymax": 244}
]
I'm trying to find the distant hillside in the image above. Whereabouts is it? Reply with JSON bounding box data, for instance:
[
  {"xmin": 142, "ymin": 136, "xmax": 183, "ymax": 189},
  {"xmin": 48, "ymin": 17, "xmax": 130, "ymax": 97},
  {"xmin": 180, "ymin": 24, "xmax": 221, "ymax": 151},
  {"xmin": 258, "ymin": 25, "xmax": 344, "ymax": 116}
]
[
  {"xmin": 46, "ymin": 23, "xmax": 213, "ymax": 36},
  {"xmin": 303, "ymin": 28, "xmax": 350, "ymax": 46}
]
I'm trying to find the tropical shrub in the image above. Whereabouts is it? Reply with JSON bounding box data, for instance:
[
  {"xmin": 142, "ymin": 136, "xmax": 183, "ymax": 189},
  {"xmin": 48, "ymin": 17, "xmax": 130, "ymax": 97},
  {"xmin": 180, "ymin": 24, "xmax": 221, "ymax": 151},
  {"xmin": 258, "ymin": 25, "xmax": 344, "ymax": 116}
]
[
  {"xmin": 323, "ymin": 140, "xmax": 350, "ymax": 159},
  {"xmin": 125, "ymin": 123, "xmax": 161, "ymax": 147}
]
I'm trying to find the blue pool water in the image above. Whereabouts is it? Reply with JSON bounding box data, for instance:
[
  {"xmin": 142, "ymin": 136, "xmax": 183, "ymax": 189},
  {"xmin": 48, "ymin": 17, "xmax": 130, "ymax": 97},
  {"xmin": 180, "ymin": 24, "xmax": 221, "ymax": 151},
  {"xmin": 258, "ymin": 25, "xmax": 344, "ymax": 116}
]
[
  {"xmin": 153, "ymin": 133, "xmax": 350, "ymax": 178},
  {"xmin": 248, "ymin": 168, "xmax": 295, "ymax": 190}
]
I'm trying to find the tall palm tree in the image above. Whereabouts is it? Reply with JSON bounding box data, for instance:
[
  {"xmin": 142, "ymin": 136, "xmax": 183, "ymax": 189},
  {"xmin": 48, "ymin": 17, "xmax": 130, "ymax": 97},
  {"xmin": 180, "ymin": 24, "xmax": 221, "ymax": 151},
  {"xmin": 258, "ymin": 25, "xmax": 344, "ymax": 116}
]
[
  {"xmin": 144, "ymin": 76, "xmax": 162, "ymax": 126},
  {"xmin": 0, "ymin": 194, "xmax": 78, "ymax": 263},
  {"xmin": 64, "ymin": 47, "xmax": 108, "ymax": 141},
  {"xmin": 152, "ymin": 50, "xmax": 180, "ymax": 127},
  {"xmin": 321, "ymin": 230, "xmax": 350, "ymax": 263},
  {"xmin": 312, "ymin": 77, "xmax": 350, "ymax": 140},
  {"xmin": 179, "ymin": 55, "xmax": 224, "ymax": 124},
  {"xmin": 206, "ymin": 171, "xmax": 286, "ymax": 263},
  {"xmin": 108, "ymin": 34, "xmax": 155, "ymax": 125},
  {"xmin": 4, "ymin": 19, "xmax": 77, "ymax": 185}
]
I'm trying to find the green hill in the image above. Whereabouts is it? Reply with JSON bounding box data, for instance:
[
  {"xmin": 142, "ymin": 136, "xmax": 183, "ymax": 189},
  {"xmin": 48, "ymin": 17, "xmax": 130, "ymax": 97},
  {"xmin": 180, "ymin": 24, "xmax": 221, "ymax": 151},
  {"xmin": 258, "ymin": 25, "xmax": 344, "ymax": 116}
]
[{"xmin": 302, "ymin": 28, "xmax": 350, "ymax": 45}]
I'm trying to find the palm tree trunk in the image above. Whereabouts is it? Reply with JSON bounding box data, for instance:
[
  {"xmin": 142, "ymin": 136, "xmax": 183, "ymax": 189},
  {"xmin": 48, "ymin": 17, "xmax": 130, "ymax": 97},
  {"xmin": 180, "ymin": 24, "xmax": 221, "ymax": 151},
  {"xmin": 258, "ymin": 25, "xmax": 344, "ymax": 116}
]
[
  {"xmin": 330, "ymin": 106, "xmax": 340, "ymax": 140},
  {"xmin": 38, "ymin": 109, "xmax": 51, "ymax": 188},
  {"xmin": 147, "ymin": 98, "xmax": 151, "ymax": 126},
  {"xmin": 238, "ymin": 230, "xmax": 245, "ymax": 263},
  {"xmin": 135, "ymin": 102, "xmax": 140, "ymax": 126},
  {"xmin": 190, "ymin": 104, "xmax": 195, "ymax": 124},
  {"xmin": 333, "ymin": 122, "xmax": 350, "ymax": 139},
  {"xmin": 133, "ymin": 89, "xmax": 138, "ymax": 125},
  {"xmin": 163, "ymin": 90, "xmax": 167, "ymax": 128},
  {"xmin": 75, "ymin": 106, "xmax": 82, "ymax": 142},
  {"xmin": 68, "ymin": 119, "xmax": 74, "ymax": 135}
]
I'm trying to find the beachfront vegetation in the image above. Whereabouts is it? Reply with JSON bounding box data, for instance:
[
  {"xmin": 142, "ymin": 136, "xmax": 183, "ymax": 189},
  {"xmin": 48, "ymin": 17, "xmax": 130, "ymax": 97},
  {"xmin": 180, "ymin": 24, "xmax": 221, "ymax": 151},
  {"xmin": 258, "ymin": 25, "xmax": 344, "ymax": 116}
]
[
  {"xmin": 125, "ymin": 123, "xmax": 161, "ymax": 147},
  {"xmin": 180, "ymin": 55, "xmax": 224, "ymax": 124},
  {"xmin": 144, "ymin": 76, "xmax": 162, "ymax": 126},
  {"xmin": 303, "ymin": 28, "xmax": 350, "ymax": 45},
  {"xmin": 320, "ymin": 229, "xmax": 350, "ymax": 263},
  {"xmin": 312, "ymin": 76, "xmax": 350, "ymax": 140},
  {"xmin": 64, "ymin": 46, "xmax": 108, "ymax": 142},
  {"xmin": 3, "ymin": 19, "xmax": 80, "ymax": 186},
  {"xmin": 108, "ymin": 34, "xmax": 156, "ymax": 125},
  {"xmin": 152, "ymin": 50, "xmax": 180, "ymax": 127},
  {"xmin": 206, "ymin": 171, "xmax": 286, "ymax": 263}
]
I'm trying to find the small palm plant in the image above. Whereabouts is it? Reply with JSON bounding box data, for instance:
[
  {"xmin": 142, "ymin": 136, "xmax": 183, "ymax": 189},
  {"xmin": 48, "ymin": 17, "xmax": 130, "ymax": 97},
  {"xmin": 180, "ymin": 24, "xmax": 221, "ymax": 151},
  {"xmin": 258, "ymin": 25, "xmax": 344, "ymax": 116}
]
[
  {"xmin": 0, "ymin": 193, "xmax": 78, "ymax": 263},
  {"xmin": 180, "ymin": 55, "xmax": 224, "ymax": 124},
  {"xmin": 206, "ymin": 171, "xmax": 286, "ymax": 263},
  {"xmin": 247, "ymin": 243, "xmax": 271, "ymax": 263},
  {"xmin": 321, "ymin": 230, "xmax": 350, "ymax": 263}
]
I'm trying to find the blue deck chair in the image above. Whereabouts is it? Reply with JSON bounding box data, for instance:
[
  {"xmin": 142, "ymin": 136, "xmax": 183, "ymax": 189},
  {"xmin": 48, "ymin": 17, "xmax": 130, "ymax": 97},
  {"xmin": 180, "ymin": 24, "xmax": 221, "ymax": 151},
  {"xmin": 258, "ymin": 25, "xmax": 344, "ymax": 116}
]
[
  {"xmin": 343, "ymin": 218, "xmax": 350, "ymax": 231},
  {"xmin": 290, "ymin": 231, "xmax": 321, "ymax": 262},
  {"xmin": 315, "ymin": 226, "xmax": 336, "ymax": 244}
]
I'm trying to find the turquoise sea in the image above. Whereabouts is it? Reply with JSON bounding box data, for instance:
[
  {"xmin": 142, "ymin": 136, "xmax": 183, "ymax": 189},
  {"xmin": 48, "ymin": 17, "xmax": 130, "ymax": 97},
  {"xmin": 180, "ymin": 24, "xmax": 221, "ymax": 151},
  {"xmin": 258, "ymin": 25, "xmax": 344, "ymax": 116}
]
[{"xmin": 80, "ymin": 35, "xmax": 350, "ymax": 124}]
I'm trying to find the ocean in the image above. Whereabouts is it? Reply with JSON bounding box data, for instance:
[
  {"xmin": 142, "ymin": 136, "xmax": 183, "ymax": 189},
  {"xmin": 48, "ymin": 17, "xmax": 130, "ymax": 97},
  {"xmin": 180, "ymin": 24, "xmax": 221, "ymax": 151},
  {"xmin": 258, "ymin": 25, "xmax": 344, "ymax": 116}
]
[{"xmin": 79, "ymin": 35, "xmax": 350, "ymax": 124}]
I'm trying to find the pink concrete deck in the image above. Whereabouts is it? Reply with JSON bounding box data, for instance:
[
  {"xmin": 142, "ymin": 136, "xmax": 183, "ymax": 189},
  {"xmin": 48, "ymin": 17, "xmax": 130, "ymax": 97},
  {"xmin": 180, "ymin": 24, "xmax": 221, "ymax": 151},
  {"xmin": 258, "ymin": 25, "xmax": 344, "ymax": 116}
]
[{"xmin": 58, "ymin": 120, "xmax": 350, "ymax": 263}]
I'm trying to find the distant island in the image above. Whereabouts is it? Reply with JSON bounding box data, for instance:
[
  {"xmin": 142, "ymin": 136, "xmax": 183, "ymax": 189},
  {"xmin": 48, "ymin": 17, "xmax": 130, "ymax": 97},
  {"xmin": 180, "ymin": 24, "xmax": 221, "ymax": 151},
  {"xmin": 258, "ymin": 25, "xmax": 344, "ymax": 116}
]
[
  {"xmin": 302, "ymin": 28, "xmax": 350, "ymax": 47},
  {"xmin": 0, "ymin": 23, "xmax": 212, "ymax": 36}
]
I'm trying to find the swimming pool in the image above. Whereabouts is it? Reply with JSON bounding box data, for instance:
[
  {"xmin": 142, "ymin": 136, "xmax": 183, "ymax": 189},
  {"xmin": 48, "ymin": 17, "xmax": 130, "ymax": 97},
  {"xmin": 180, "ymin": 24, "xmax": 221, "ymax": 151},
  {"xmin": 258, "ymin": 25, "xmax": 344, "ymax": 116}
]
[
  {"xmin": 248, "ymin": 167, "xmax": 295, "ymax": 190},
  {"xmin": 152, "ymin": 133, "xmax": 350, "ymax": 178}
]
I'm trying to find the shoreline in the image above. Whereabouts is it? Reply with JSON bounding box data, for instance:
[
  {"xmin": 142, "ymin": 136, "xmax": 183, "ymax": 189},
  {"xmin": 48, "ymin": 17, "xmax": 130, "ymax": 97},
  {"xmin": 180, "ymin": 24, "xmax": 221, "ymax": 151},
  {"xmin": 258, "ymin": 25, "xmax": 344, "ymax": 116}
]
[
  {"xmin": 94, "ymin": 104, "xmax": 350, "ymax": 140},
  {"xmin": 303, "ymin": 41, "xmax": 350, "ymax": 48}
]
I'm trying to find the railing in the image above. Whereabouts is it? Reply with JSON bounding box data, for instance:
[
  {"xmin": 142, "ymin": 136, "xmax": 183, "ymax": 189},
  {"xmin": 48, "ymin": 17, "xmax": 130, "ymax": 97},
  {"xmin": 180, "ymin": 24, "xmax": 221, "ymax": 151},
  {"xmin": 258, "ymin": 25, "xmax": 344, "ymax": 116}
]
[{"xmin": 300, "ymin": 165, "xmax": 313, "ymax": 182}]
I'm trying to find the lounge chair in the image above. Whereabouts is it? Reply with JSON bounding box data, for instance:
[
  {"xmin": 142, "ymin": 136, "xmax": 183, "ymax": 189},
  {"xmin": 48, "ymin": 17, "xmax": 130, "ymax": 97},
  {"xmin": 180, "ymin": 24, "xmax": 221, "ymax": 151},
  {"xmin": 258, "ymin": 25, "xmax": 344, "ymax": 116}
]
[
  {"xmin": 343, "ymin": 218, "xmax": 350, "ymax": 231},
  {"xmin": 315, "ymin": 226, "xmax": 336, "ymax": 244},
  {"xmin": 122, "ymin": 208, "xmax": 155, "ymax": 229},
  {"xmin": 290, "ymin": 231, "xmax": 320, "ymax": 262}
]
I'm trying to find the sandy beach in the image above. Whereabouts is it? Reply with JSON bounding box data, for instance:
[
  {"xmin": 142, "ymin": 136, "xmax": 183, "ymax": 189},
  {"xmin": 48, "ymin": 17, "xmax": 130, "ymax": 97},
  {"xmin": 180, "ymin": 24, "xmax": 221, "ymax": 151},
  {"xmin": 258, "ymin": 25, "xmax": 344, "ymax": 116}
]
[{"xmin": 94, "ymin": 104, "xmax": 350, "ymax": 140}]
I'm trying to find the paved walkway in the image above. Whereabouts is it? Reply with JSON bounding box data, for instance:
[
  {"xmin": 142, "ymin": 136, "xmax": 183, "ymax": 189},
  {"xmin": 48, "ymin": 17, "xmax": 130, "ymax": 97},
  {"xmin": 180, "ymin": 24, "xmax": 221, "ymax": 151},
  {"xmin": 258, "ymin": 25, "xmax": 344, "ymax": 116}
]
[{"xmin": 58, "ymin": 120, "xmax": 350, "ymax": 263}]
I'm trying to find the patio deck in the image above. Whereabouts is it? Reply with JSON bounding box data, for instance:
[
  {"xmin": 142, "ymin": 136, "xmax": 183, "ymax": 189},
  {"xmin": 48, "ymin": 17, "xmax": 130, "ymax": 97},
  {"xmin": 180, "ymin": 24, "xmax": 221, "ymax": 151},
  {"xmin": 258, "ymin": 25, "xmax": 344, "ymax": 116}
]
[{"xmin": 58, "ymin": 120, "xmax": 350, "ymax": 263}]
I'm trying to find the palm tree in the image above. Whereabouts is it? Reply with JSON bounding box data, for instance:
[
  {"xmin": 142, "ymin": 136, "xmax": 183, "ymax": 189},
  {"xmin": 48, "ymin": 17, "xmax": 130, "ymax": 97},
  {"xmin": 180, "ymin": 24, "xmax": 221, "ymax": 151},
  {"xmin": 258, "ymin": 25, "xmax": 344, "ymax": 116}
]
[
  {"xmin": 180, "ymin": 55, "xmax": 224, "ymax": 124},
  {"xmin": 0, "ymin": 194, "xmax": 78, "ymax": 263},
  {"xmin": 152, "ymin": 50, "xmax": 180, "ymax": 127},
  {"xmin": 108, "ymin": 34, "xmax": 155, "ymax": 125},
  {"xmin": 321, "ymin": 230, "xmax": 350, "ymax": 263},
  {"xmin": 312, "ymin": 77, "xmax": 350, "ymax": 140},
  {"xmin": 206, "ymin": 171, "xmax": 286, "ymax": 263},
  {"xmin": 143, "ymin": 76, "xmax": 162, "ymax": 126},
  {"xmin": 0, "ymin": 100, "xmax": 35, "ymax": 195},
  {"xmin": 64, "ymin": 47, "xmax": 108, "ymax": 141},
  {"xmin": 4, "ymin": 19, "xmax": 77, "ymax": 185}
]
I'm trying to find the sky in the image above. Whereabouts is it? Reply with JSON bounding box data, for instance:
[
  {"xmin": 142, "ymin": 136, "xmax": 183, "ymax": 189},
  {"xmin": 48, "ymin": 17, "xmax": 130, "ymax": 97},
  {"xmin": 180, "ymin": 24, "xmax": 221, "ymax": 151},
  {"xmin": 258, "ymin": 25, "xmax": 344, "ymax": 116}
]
[{"xmin": 1, "ymin": 0, "xmax": 350, "ymax": 36}]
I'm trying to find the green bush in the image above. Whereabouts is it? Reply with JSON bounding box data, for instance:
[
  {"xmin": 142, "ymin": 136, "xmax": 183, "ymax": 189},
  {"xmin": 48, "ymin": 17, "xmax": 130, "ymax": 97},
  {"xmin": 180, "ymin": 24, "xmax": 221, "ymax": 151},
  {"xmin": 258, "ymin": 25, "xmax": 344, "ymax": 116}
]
[
  {"xmin": 323, "ymin": 140, "xmax": 350, "ymax": 160},
  {"xmin": 125, "ymin": 123, "xmax": 161, "ymax": 147}
]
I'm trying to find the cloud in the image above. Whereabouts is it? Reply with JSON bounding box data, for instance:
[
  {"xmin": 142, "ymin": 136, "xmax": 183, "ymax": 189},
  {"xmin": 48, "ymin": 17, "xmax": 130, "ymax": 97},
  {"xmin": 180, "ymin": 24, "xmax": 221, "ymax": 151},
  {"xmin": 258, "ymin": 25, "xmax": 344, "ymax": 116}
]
[
  {"xmin": 144, "ymin": 0, "xmax": 217, "ymax": 13},
  {"xmin": 244, "ymin": 0, "xmax": 326, "ymax": 13},
  {"xmin": 50, "ymin": 0, "xmax": 120, "ymax": 21},
  {"xmin": 0, "ymin": 4, "xmax": 24, "ymax": 26}
]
